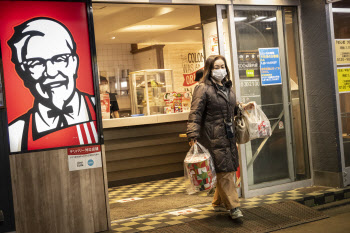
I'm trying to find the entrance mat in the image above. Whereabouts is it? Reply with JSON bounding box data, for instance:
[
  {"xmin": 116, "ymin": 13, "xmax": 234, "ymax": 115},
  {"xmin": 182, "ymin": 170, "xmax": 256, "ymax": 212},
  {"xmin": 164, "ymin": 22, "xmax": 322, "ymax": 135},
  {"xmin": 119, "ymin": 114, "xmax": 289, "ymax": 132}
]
[{"xmin": 144, "ymin": 201, "xmax": 328, "ymax": 233}]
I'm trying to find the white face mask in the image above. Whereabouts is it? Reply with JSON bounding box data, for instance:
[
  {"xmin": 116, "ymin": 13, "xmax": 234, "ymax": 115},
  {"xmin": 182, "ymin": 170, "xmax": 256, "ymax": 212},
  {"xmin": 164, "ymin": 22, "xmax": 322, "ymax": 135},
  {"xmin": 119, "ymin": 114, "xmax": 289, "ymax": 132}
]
[{"xmin": 211, "ymin": 69, "xmax": 227, "ymax": 81}]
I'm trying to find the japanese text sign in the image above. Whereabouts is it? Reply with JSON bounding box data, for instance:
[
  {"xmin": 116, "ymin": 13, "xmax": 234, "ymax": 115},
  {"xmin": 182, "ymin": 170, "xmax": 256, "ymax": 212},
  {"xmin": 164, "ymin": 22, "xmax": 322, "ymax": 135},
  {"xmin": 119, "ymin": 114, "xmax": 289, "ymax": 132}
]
[
  {"xmin": 335, "ymin": 39, "xmax": 350, "ymax": 65},
  {"xmin": 259, "ymin": 48, "xmax": 282, "ymax": 86},
  {"xmin": 337, "ymin": 67, "xmax": 350, "ymax": 93}
]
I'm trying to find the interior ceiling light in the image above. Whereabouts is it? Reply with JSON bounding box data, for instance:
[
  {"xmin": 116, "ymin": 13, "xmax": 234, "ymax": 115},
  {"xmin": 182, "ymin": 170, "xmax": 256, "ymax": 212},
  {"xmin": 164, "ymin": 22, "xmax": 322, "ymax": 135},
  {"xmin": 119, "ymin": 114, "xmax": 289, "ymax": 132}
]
[
  {"xmin": 262, "ymin": 17, "xmax": 276, "ymax": 22},
  {"xmin": 120, "ymin": 25, "xmax": 178, "ymax": 32},
  {"xmin": 266, "ymin": 27, "xmax": 272, "ymax": 30},
  {"xmin": 332, "ymin": 8, "xmax": 350, "ymax": 13},
  {"xmin": 111, "ymin": 36, "xmax": 116, "ymax": 40},
  {"xmin": 234, "ymin": 17, "xmax": 247, "ymax": 22}
]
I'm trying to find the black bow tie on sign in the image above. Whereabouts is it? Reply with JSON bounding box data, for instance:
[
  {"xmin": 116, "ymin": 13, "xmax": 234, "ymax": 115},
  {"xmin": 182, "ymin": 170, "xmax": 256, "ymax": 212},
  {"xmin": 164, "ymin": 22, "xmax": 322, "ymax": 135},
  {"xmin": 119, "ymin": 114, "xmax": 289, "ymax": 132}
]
[{"xmin": 47, "ymin": 106, "xmax": 74, "ymax": 119}]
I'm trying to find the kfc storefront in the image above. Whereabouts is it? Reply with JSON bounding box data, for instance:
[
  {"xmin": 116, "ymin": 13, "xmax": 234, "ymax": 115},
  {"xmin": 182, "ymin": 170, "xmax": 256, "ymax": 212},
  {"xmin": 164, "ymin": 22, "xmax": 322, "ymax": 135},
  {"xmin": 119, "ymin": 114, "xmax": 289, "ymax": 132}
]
[{"xmin": 0, "ymin": 0, "xmax": 346, "ymax": 232}]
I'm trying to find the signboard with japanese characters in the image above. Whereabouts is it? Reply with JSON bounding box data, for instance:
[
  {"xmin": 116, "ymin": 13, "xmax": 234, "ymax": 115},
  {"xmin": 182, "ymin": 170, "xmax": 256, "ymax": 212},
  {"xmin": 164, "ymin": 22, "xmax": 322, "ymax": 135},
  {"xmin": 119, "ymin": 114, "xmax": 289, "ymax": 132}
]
[
  {"xmin": 259, "ymin": 48, "xmax": 282, "ymax": 86},
  {"xmin": 337, "ymin": 67, "xmax": 350, "ymax": 93},
  {"xmin": 68, "ymin": 145, "xmax": 102, "ymax": 171},
  {"xmin": 238, "ymin": 51, "xmax": 260, "ymax": 79},
  {"xmin": 335, "ymin": 39, "xmax": 350, "ymax": 65}
]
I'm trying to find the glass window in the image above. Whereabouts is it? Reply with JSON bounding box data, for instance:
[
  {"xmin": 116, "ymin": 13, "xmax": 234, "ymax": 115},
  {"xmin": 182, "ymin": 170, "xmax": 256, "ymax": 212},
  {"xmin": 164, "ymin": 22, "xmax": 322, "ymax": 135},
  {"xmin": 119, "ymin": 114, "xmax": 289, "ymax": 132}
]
[
  {"xmin": 332, "ymin": 1, "xmax": 350, "ymax": 166},
  {"xmin": 92, "ymin": 4, "xmax": 204, "ymax": 118}
]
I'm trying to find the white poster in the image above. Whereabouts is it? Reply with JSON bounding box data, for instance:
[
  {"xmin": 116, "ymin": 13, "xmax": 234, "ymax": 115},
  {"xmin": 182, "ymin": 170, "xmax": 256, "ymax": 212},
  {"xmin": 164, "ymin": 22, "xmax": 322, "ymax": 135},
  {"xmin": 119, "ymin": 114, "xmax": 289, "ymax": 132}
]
[{"xmin": 68, "ymin": 145, "xmax": 102, "ymax": 171}]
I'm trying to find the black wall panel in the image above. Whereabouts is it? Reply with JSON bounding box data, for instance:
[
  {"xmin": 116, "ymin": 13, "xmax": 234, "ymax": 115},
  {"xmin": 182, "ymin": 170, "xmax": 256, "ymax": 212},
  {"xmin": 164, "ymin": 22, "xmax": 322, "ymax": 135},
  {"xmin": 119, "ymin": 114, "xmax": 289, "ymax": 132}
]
[
  {"xmin": 300, "ymin": 0, "xmax": 343, "ymax": 185},
  {"xmin": 0, "ymin": 109, "xmax": 15, "ymax": 232}
]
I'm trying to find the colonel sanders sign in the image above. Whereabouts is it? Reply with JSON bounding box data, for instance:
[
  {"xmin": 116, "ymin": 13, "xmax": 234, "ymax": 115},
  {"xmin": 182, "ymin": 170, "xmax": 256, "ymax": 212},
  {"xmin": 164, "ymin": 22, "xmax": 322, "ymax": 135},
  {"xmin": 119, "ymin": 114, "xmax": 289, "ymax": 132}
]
[{"xmin": 7, "ymin": 17, "xmax": 98, "ymax": 153}]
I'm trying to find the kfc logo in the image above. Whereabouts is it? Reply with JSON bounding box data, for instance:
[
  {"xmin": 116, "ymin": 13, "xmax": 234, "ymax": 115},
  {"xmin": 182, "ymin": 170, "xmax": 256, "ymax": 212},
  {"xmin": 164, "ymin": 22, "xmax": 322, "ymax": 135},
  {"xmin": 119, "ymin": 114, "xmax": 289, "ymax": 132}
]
[{"xmin": 7, "ymin": 17, "xmax": 98, "ymax": 153}]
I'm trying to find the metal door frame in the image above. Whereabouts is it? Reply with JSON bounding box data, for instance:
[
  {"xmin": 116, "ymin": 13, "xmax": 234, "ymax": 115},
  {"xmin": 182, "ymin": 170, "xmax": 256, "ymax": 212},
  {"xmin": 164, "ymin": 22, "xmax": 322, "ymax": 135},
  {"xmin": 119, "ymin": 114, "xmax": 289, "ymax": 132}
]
[
  {"xmin": 217, "ymin": 4, "xmax": 312, "ymax": 198},
  {"xmin": 328, "ymin": 3, "xmax": 349, "ymax": 186}
]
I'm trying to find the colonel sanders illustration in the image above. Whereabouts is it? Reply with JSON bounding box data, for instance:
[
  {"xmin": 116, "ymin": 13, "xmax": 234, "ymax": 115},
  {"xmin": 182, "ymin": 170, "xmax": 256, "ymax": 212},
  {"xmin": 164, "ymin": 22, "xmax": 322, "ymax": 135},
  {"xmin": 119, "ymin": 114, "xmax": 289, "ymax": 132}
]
[{"xmin": 8, "ymin": 17, "xmax": 98, "ymax": 153}]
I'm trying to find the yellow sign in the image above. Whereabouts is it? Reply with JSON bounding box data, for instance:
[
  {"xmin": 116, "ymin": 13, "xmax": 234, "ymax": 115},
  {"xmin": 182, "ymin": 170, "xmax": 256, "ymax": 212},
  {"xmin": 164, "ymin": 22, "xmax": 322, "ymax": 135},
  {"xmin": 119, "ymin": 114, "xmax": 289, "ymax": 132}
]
[
  {"xmin": 337, "ymin": 67, "xmax": 350, "ymax": 93},
  {"xmin": 335, "ymin": 39, "xmax": 350, "ymax": 65}
]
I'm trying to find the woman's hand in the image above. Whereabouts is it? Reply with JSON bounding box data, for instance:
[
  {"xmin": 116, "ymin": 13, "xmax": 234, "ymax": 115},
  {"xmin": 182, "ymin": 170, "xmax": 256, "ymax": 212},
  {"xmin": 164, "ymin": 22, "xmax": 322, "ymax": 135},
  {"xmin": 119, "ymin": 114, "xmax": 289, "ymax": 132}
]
[
  {"xmin": 189, "ymin": 139, "xmax": 197, "ymax": 146},
  {"xmin": 242, "ymin": 102, "xmax": 255, "ymax": 110}
]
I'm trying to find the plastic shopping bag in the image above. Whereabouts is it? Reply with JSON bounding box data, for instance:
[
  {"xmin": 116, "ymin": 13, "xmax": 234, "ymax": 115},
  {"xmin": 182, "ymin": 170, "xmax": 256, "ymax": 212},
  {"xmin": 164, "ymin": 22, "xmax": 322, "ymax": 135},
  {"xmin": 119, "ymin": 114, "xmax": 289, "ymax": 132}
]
[
  {"xmin": 242, "ymin": 102, "xmax": 272, "ymax": 140},
  {"xmin": 184, "ymin": 143, "xmax": 216, "ymax": 194}
]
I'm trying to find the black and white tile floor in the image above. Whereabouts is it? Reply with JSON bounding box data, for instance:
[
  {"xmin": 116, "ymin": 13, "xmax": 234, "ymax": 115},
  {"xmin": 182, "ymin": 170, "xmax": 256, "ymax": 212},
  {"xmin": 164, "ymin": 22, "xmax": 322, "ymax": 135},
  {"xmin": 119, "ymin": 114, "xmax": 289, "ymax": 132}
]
[{"xmin": 107, "ymin": 177, "xmax": 350, "ymax": 232}]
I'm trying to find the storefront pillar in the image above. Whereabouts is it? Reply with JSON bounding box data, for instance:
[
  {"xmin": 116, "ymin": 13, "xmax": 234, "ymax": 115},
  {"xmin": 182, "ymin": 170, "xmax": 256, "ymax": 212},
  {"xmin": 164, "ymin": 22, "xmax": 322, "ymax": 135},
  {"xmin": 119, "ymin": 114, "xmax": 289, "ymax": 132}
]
[
  {"xmin": 299, "ymin": 0, "xmax": 344, "ymax": 187},
  {"xmin": 0, "ymin": 109, "xmax": 15, "ymax": 233}
]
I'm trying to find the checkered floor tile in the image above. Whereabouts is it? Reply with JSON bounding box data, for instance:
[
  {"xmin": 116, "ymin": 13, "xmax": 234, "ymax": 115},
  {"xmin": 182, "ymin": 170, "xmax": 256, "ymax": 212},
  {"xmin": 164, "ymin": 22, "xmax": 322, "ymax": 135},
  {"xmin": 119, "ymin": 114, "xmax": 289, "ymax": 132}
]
[
  {"xmin": 108, "ymin": 177, "xmax": 187, "ymax": 203},
  {"xmin": 107, "ymin": 177, "xmax": 350, "ymax": 232}
]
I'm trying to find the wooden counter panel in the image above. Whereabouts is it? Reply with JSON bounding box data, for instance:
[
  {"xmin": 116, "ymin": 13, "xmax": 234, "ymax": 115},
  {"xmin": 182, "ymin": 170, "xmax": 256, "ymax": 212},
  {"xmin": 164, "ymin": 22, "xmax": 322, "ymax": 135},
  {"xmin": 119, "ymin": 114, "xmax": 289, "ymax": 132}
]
[
  {"xmin": 104, "ymin": 121, "xmax": 189, "ymax": 186},
  {"xmin": 10, "ymin": 148, "xmax": 109, "ymax": 233},
  {"xmin": 105, "ymin": 133, "xmax": 187, "ymax": 151},
  {"xmin": 106, "ymin": 142, "xmax": 189, "ymax": 162},
  {"xmin": 107, "ymin": 162, "xmax": 184, "ymax": 182},
  {"xmin": 107, "ymin": 153, "xmax": 185, "ymax": 172},
  {"xmin": 103, "ymin": 121, "xmax": 187, "ymax": 140}
]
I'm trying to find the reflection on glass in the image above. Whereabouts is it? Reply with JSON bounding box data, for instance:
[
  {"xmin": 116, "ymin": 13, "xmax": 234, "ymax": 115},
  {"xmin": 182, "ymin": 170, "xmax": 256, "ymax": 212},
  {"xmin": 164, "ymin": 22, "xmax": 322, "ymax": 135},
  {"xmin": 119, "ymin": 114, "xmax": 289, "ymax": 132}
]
[{"xmin": 333, "ymin": 1, "xmax": 350, "ymax": 166}]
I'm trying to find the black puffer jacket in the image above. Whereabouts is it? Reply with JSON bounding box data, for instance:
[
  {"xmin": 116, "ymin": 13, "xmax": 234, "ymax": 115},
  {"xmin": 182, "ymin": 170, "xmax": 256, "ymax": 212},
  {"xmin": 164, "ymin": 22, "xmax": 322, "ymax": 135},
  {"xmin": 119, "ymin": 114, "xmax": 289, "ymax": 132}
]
[{"xmin": 187, "ymin": 78, "xmax": 239, "ymax": 173}]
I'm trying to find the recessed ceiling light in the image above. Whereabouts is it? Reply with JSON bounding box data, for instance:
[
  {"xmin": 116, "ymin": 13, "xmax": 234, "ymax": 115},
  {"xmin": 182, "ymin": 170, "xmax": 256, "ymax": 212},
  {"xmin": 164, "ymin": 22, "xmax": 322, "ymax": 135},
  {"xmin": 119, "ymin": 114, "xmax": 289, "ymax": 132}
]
[
  {"xmin": 120, "ymin": 25, "xmax": 178, "ymax": 32},
  {"xmin": 111, "ymin": 37, "xmax": 116, "ymax": 40},
  {"xmin": 266, "ymin": 27, "xmax": 272, "ymax": 30},
  {"xmin": 194, "ymin": 26, "xmax": 200, "ymax": 29}
]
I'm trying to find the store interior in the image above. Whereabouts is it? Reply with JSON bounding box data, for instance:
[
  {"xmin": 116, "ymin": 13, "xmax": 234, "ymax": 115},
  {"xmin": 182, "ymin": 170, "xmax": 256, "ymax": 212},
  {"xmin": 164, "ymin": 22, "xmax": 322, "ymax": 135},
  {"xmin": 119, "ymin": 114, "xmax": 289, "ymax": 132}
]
[
  {"xmin": 93, "ymin": 3, "xmax": 205, "ymax": 118},
  {"xmin": 92, "ymin": 3, "xmax": 311, "ymax": 222}
]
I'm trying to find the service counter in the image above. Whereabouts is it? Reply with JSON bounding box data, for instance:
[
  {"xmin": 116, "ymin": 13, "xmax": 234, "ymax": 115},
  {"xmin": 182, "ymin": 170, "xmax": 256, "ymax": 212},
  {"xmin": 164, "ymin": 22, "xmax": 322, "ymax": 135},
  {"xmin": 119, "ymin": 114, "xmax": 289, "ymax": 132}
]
[{"xmin": 103, "ymin": 112, "xmax": 190, "ymax": 187}]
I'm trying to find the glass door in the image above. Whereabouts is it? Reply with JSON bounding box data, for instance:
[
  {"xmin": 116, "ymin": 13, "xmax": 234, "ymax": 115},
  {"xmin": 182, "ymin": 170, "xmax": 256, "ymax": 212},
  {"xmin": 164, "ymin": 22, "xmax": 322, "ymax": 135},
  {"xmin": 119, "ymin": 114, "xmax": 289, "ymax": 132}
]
[
  {"xmin": 230, "ymin": 6, "xmax": 309, "ymax": 194},
  {"xmin": 331, "ymin": 1, "xmax": 350, "ymax": 186}
]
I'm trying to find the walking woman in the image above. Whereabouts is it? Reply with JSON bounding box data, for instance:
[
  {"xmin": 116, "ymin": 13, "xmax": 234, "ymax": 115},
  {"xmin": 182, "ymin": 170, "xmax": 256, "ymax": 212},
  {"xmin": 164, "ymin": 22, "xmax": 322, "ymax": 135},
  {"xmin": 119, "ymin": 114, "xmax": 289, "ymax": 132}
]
[{"xmin": 187, "ymin": 55, "xmax": 253, "ymax": 220}]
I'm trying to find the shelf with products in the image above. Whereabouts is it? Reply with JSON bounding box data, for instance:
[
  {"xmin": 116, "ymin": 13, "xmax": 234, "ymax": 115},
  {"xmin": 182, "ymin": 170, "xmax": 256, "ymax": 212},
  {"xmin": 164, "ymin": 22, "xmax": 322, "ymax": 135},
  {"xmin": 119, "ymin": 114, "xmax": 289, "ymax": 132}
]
[{"xmin": 129, "ymin": 69, "xmax": 174, "ymax": 116}]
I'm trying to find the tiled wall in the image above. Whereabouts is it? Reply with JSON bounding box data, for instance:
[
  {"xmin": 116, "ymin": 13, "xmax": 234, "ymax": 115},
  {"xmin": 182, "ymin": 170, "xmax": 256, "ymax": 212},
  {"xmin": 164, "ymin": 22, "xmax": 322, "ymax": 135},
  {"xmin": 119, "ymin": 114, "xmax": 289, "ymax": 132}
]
[
  {"xmin": 96, "ymin": 43, "xmax": 134, "ymax": 80},
  {"xmin": 96, "ymin": 43, "xmax": 204, "ymax": 92}
]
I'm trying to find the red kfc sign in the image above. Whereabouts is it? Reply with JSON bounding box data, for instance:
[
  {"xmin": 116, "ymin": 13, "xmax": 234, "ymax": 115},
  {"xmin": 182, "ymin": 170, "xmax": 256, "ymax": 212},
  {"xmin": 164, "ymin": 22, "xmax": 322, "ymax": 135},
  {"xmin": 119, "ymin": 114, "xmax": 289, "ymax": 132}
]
[{"xmin": 0, "ymin": 1, "xmax": 99, "ymax": 153}]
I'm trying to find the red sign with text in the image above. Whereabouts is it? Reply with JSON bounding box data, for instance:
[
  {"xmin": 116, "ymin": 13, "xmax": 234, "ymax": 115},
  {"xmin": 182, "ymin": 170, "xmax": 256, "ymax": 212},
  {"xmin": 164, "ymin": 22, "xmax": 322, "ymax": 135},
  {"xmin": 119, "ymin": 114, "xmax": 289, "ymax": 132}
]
[{"xmin": 183, "ymin": 68, "xmax": 203, "ymax": 86}]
